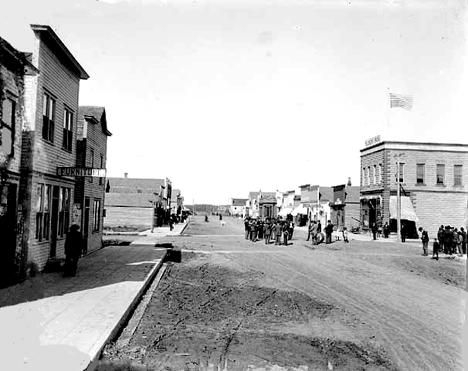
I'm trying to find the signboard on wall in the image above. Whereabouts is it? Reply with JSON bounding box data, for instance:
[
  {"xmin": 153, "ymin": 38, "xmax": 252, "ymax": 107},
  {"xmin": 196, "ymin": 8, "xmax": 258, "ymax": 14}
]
[
  {"xmin": 364, "ymin": 135, "xmax": 381, "ymax": 147},
  {"xmin": 57, "ymin": 167, "xmax": 106, "ymax": 177}
]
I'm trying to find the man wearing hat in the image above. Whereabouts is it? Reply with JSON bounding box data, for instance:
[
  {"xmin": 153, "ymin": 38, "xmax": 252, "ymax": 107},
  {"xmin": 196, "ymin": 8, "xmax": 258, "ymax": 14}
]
[{"xmin": 63, "ymin": 224, "xmax": 84, "ymax": 277}]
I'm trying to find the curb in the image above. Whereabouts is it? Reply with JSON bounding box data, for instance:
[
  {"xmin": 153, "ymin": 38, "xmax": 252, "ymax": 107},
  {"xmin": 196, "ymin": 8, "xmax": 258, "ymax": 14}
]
[
  {"xmin": 180, "ymin": 219, "xmax": 190, "ymax": 235},
  {"xmin": 84, "ymin": 250, "xmax": 168, "ymax": 371}
]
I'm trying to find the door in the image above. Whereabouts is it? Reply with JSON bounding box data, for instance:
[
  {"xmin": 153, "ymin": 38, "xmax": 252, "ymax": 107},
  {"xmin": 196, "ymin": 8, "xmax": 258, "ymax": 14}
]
[
  {"xmin": 50, "ymin": 186, "xmax": 59, "ymax": 258},
  {"xmin": 0, "ymin": 183, "xmax": 18, "ymax": 288},
  {"xmin": 83, "ymin": 197, "xmax": 90, "ymax": 254}
]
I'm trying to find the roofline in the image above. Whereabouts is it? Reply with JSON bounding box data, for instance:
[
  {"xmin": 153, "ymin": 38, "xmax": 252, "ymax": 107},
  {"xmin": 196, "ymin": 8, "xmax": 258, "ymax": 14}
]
[
  {"xmin": 361, "ymin": 140, "xmax": 468, "ymax": 153},
  {"xmin": 0, "ymin": 37, "xmax": 39, "ymax": 75},
  {"xmin": 30, "ymin": 24, "xmax": 90, "ymax": 80}
]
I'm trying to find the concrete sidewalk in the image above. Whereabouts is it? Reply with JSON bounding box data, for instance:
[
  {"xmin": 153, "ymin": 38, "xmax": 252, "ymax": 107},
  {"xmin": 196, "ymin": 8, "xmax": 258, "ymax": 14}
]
[{"xmin": 0, "ymin": 221, "xmax": 189, "ymax": 371}]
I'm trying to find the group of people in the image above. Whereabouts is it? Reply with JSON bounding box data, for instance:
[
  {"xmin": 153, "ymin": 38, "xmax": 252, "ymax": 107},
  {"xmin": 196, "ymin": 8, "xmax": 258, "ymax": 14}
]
[
  {"xmin": 428, "ymin": 225, "xmax": 467, "ymax": 260},
  {"xmin": 307, "ymin": 220, "xmax": 343, "ymax": 245},
  {"xmin": 244, "ymin": 217, "xmax": 295, "ymax": 246}
]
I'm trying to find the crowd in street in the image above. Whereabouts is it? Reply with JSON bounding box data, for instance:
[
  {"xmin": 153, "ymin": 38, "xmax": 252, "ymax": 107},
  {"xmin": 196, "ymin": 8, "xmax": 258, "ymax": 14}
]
[
  {"xmin": 428, "ymin": 225, "xmax": 467, "ymax": 260},
  {"xmin": 244, "ymin": 217, "xmax": 295, "ymax": 245}
]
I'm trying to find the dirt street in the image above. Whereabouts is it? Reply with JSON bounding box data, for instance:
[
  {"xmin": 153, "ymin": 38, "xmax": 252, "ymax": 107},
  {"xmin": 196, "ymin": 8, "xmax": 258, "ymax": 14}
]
[{"xmin": 99, "ymin": 216, "xmax": 466, "ymax": 371}]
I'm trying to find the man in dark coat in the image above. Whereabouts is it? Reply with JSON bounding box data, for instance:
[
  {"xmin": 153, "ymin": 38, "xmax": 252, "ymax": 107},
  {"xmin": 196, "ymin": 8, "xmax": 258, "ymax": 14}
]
[
  {"xmin": 324, "ymin": 220, "xmax": 334, "ymax": 244},
  {"xmin": 264, "ymin": 220, "xmax": 272, "ymax": 244},
  {"xmin": 63, "ymin": 224, "xmax": 83, "ymax": 277},
  {"xmin": 244, "ymin": 217, "xmax": 250, "ymax": 240},
  {"xmin": 437, "ymin": 225, "xmax": 445, "ymax": 254},
  {"xmin": 418, "ymin": 227, "xmax": 429, "ymax": 256},
  {"xmin": 371, "ymin": 223, "xmax": 378, "ymax": 240},
  {"xmin": 274, "ymin": 221, "xmax": 282, "ymax": 245}
]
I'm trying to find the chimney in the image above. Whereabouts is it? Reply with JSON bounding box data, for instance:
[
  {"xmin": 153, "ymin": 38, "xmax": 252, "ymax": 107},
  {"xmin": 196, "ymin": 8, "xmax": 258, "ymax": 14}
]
[
  {"xmin": 347, "ymin": 177, "xmax": 352, "ymax": 186},
  {"xmin": 124, "ymin": 172, "xmax": 128, "ymax": 179}
]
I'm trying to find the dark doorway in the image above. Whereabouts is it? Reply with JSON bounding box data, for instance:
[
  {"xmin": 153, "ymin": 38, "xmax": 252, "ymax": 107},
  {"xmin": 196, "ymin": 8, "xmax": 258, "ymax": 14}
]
[
  {"xmin": 0, "ymin": 183, "xmax": 18, "ymax": 288},
  {"xmin": 50, "ymin": 186, "xmax": 59, "ymax": 258},
  {"xmin": 83, "ymin": 197, "xmax": 90, "ymax": 254}
]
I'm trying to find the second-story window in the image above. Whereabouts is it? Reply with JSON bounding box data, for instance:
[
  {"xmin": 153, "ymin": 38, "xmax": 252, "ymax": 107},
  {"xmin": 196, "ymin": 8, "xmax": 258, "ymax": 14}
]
[
  {"xmin": 398, "ymin": 163, "xmax": 404, "ymax": 183},
  {"xmin": 89, "ymin": 148, "xmax": 94, "ymax": 183},
  {"xmin": 1, "ymin": 97, "xmax": 15, "ymax": 156},
  {"xmin": 373, "ymin": 165, "xmax": 377, "ymax": 185},
  {"xmin": 62, "ymin": 108, "xmax": 73, "ymax": 151},
  {"xmin": 99, "ymin": 155, "xmax": 104, "ymax": 185},
  {"xmin": 42, "ymin": 93, "xmax": 55, "ymax": 143},
  {"xmin": 378, "ymin": 164, "xmax": 382, "ymax": 184},
  {"xmin": 454, "ymin": 165, "xmax": 463, "ymax": 186},
  {"xmin": 436, "ymin": 164, "xmax": 445, "ymax": 185},
  {"xmin": 416, "ymin": 164, "xmax": 425, "ymax": 184}
]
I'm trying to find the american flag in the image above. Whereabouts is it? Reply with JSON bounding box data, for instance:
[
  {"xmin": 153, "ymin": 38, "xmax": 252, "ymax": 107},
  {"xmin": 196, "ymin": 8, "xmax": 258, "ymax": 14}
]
[{"xmin": 389, "ymin": 93, "xmax": 413, "ymax": 110}]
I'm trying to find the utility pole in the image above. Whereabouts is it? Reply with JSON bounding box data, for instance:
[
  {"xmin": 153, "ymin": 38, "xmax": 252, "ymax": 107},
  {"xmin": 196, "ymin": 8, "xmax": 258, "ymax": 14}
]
[{"xmin": 394, "ymin": 153, "xmax": 404, "ymax": 242}]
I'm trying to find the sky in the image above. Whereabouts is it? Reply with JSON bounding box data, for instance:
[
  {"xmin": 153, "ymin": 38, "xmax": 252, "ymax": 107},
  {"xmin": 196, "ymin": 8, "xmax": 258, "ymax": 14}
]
[{"xmin": 1, "ymin": 0, "xmax": 466, "ymax": 205}]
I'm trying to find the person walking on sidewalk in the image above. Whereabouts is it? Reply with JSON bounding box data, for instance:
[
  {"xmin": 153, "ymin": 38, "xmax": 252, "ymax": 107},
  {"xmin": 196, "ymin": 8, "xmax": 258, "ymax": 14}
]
[
  {"xmin": 306, "ymin": 220, "xmax": 313, "ymax": 241},
  {"xmin": 418, "ymin": 227, "xmax": 429, "ymax": 256},
  {"xmin": 371, "ymin": 223, "xmax": 378, "ymax": 241},
  {"xmin": 63, "ymin": 224, "xmax": 83, "ymax": 277},
  {"xmin": 383, "ymin": 222, "xmax": 390, "ymax": 238},
  {"xmin": 437, "ymin": 225, "xmax": 445, "ymax": 254}
]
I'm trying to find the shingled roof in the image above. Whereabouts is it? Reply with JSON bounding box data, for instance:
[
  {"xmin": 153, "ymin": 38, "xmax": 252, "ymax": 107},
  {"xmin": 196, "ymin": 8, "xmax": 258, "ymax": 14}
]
[
  {"xmin": 78, "ymin": 106, "xmax": 112, "ymax": 140},
  {"xmin": 105, "ymin": 193, "xmax": 155, "ymax": 208},
  {"xmin": 107, "ymin": 177, "xmax": 166, "ymax": 195}
]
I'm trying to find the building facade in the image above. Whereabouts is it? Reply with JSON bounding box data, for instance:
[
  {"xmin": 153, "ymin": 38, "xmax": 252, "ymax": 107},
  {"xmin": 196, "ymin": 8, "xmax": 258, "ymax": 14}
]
[
  {"xmin": 20, "ymin": 25, "xmax": 89, "ymax": 272},
  {"xmin": 104, "ymin": 175, "xmax": 172, "ymax": 229},
  {"xmin": 360, "ymin": 141, "xmax": 468, "ymax": 238},
  {"xmin": 229, "ymin": 198, "xmax": 247, "ymax": 217},
  {"xmin": 301, "ymin": 185, "xmax": 332, "ymax": 226},
  {"xmin": 74, "ymin": 106, "xmax": 111, "ymax": 254},
  {"xmin": 0, "ymin": 36, "xmax": 39, "ymax": 287},
  {"xmin": 329, "ymin": 184, "xmax": 360, "ymax": 231},
  {"xmin": 247, "ymin": 191, "xmax": 276, "ymax": 218}
]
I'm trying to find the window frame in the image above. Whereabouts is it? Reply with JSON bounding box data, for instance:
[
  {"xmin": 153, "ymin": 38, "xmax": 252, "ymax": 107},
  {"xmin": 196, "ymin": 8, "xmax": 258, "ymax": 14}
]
[
  {"xmin": 62, "ymin": 107, "xmax": 73, "ymax": 151},
  {"xmin": 416, "ymin": 163, "xmax": 425, "ymax": 185},
  {"xmin": 42, "ymin": 93, "xmax": 56, "ymax": 143},
  {"xmin": 93, "ymin": 199, "xmax": 101, "ymax": 232},
  {"xmin": 398, "ymin": 163, "xmax": 404, "ymax": 183},
  {"xmin": 454, "ymin": 165, "xmax": 463, "ymax": 186},
  {"xmin": 58, "ymin": 187, "xmax": 70, "ymax": 237},
  {"xmin": 1, "ymin": 96, "xmax": 16, "ymax": 156},
  {"xmin": 436, "ymin": 164, "xmax": 445, "ymax": 185}
]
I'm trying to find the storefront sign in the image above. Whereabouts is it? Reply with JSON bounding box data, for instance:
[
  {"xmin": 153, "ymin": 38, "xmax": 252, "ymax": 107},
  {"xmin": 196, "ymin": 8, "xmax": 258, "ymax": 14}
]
[
  {"xmin": 365, "ymin": 135, "xmax": 381, "ymax": 147},
  {"xmin": 57, "ymin": 167, "xmax": 106, "ymax": 177}
]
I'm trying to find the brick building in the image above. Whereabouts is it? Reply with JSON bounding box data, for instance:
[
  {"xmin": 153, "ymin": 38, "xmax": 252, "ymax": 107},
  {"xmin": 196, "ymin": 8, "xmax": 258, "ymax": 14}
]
[
  {"xmin": 19, "ymin": 25, "xmax": 89, "ymax": 272},
  {"xmin": 0, "ymin": 36, "xmax": 39, "ymax": 287},
  {"xmin": 360, "ymin": 141, "xmax": 468, "ymax": 238},
  {"xmin": 74, "ymin": 106, "xmax": 111, "ymax": 254}
]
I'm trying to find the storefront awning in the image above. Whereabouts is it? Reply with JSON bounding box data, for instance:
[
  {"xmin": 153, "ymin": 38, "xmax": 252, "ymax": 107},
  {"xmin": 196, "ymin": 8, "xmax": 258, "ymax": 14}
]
[
  {"xmin": 389, "ymin": 196, "xmax": 418, "ymax": 222},
  {"xmin": 291, "ymin": 204, "xmax": 308, "ymax": 216},
  {"xmin": 278, "ymin": 207, "xmax": 293, "ymax": 216}
]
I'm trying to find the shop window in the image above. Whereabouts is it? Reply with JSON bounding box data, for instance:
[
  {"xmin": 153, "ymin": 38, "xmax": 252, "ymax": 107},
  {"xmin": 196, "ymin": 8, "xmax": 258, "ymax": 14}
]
[
  {"xmin": 436, "ymin": 164, "xmax": 445, "ymax": 185},
  {"xmin": 416, "ymin": 164, "xmax": 425, "ymax": 184},
  {"xmin": 58, "ymin": 187, "xmax": 70, "ymax": 237},
  {"xmin": 62, "ymin": 108, "xmax": 73, "ymax": 151},
  {"xmin": 42, "ymin": 93, "xmax": 55, "ymax": 143},
  {"xmin": 454, "ymin": 165, "xmax": 462, "ymax": 186},
  {"xmin": 1, "ymin": 97, "xmax": 15, "ymax": 156},
  {"xmin": 93, "ymin": 199, "xmax": 101, "ymax": 232}
]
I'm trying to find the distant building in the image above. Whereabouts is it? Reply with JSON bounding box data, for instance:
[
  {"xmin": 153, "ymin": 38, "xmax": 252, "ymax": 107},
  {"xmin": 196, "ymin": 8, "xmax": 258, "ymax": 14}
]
[
  {"xmin": 360, "ymin": 140, "xmax": 468, "ymax": 238},
  {"xmin": 247, "ymin": 191, "xmax": 277, "ymax": 218},
  {"xmin": 330, "ymin": 183, "xmax": 360, "ymax": 231},
  {"xmin": 104, "ymin": 175, "xmax": 172, "ymax": 229},
  {"xmin": 229, "ymin": 198, "xmax": 248, "ymax": 217},
  {"xmin": 170, "ymin": 189, "xmax": 184, "ymax": 217},
  {"xmin": 301, "ymin": 185, "xmax": 333, "ymax": 226},
  {"xmin": 74, "ymin": 106, "xmax": 111, "ymax": 254}
]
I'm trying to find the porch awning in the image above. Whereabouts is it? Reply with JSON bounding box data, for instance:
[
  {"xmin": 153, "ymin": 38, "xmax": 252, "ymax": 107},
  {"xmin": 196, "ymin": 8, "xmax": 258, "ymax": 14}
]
[
  {"xmin": 278, "ymin": 207, "xmax": 293, "ymax": 216},
  {"xmin": 389, "ymin": 196, "xmax": 418, "ymax": 222},
  {"xmin": 291, "ymin": 204, "xmax": 308, "ymax": 216}
]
